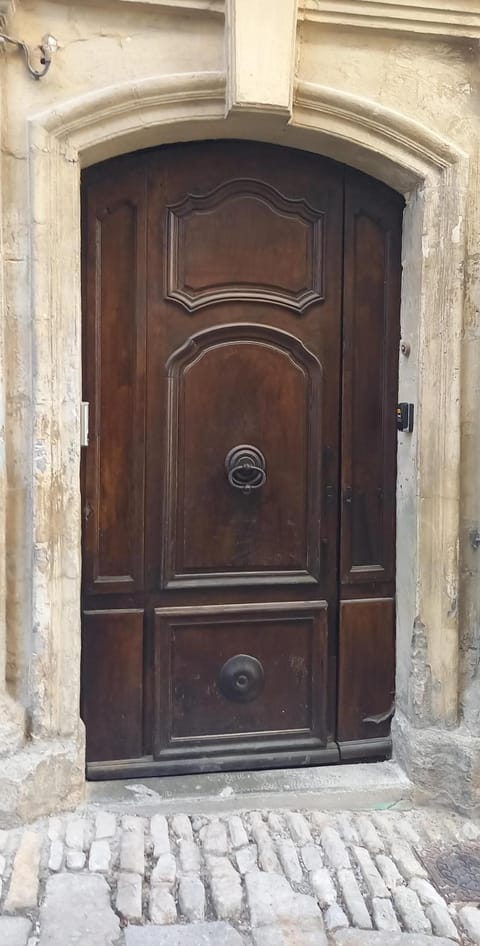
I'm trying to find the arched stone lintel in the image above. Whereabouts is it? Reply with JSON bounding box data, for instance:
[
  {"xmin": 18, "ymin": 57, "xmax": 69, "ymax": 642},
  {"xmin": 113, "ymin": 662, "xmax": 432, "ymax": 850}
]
[
  {"xmin": 30, "ymin": 71, "xmax": 466, "ymax": 185},
  {"xmin": 31, "ymin": 72, "xmax": 227, "ymax": 167},
  {"xmin": 294, "ymin": 80, "xmax": 467, "ymax": 188},
  {"xmin": 22, "ymin": 71, "xmax": 468, "ymax": 812}
]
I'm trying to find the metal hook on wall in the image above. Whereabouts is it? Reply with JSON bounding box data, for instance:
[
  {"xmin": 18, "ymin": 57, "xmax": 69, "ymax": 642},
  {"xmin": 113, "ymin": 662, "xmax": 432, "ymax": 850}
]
[{"xmin": 0, "ymin": 31, "xmax": 57, "ymax": 80}]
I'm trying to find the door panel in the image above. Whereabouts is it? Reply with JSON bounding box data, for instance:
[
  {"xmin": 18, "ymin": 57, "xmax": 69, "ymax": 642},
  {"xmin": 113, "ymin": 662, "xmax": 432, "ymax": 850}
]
[
  {"xmin": 154, "ymin": 602, "xmax": 328, "ymax": 756},
  {"xmin": 164, "ymin": 325, "xmax": 323, "ymax": 586},
  {"xmin": 166, "ymin": 179, "xmax": 325, "ymax": 313},
  {"xmin": 81, "ymin": 610, "xmax": 144, "ymax": 763},
  {"xmin": 337, "ymin": 598, "xmax": 395, "ymax": 755},
  {"xmin": 341, "ymin": 172, "xmax": 402, "ymax": 591},
  {"xmin": 82, "ymin": 169, "xmax": 147, "ymax": 595},
  {"xmin": 81, "ymin": 142, "xmax": 402, "ymax": 778}
]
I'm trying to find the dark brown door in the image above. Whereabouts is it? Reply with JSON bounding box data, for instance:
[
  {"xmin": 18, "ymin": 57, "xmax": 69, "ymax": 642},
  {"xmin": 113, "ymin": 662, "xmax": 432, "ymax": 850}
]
[{"xmin": 81, "ymin": 141, "xmax": 403, "ymax": 778}]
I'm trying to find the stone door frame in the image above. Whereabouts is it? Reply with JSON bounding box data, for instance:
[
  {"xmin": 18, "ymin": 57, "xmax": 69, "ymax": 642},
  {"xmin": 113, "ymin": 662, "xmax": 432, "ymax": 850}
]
[{"xmin": 2, "ymin": 69, "xmax": 467, "ymax": 820}]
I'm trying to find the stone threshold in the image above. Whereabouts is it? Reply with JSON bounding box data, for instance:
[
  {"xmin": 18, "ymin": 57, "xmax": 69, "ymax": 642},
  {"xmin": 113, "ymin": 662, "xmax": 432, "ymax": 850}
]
[{"xmin": 86, "ymin": 761, "xmax": 413, "ymax": 816}]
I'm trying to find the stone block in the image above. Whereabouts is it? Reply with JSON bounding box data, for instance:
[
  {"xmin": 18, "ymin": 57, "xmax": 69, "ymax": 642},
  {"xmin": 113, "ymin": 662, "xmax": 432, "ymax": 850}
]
[
  {"xmin": 392, "ymin": 887, "xmax": 431, "ymax": 933},
  {"xmin": 375, "ymin": 854, "xmax": 404, "ymax": 890},
  {"xmin": 236, "ymin": 844, "xmax": 258, "ymax": 874},
  {"xmin": 390, "ymin": 841, "xmax": 427, "ymax": 880},
  {"xmin": 0, "ymin": 917, "xmax": 32, "ymax": 946},
  {"xmin": 356, "ymin": 816, "xmax": 384, "ymax": 853},
  {"xmin": 5, "ymin": 830, "xmax": 42, "ymax": 910},
  {"xmin": 149, "ymin": 886, "xmax": 177, "ymax": 924},
  {"xmin": 120, "ymin": 817, "xmax": 145, "ymax": 875},
  {"xmin": 125, "ymin": 923, "xmax": 245, "ymax": 945},
  {"xmin": 39, "ymin": 874, "xmax": 119, "ymax": 946},
  {"xmin": 372, "ymin": 897, "xmax": 401, "ymax": 932},
  {"xmin": 276, "ymin": 837, "xmax": 303, "ymax": 883},
  {"xmin": 151, "ymin": 815, "xmax": 170, "ymax": 856},
  {"xmin": 48, "ymin": 840, "xmax": 64, "ymax": 873},
  {"xmin": 201, "ymin": 819, "xmax": 228, "ymax": 855},
  {"xmin": 178, "ymin": 839, "xmax": 201, "ymax": 874},
  {"xmin": 250, "ymin": 823, "xmax": 281, "ymax": 873},
  {"xmin": 65, "ymin": 818, "xmax": 88, "ymax": 851},
  {"xmin": 89, "ymin": 839, "xmax": 111, "ymax": 873},
  {"xmin": 459, "ymin": 906, "xmax": 480, "ymax": 944},
  {"xmin": 301, "ymin": 843, "xmax": 323, "ymax": 871},
  {"xmin": 178, "ymin": 876, "xmax": 205, "ymax": 921},
  {"xmin": 324, "ymin": 904, "xmax": 349, "ymax": 931},
  {"xmin": 252, "ymin": 919, "xmax": 327, "ymax": 946},
  {"xmin": 285, "ymin": 813, "xmax": 312, "ymax": 845},
  {"xmin": 337, "ymin": 869, "xmax": 372, "ymax": 929},
  {"xmin": 245, "ymin": 870, "xmax": 321, "ymax": 927},
  {"xmin": 409, "ymin": 877, "xmax": 445, "ymax": 907},
  {"xmin": 353, "ymin": 846, "xmax": 389, "ymax": 898},
  {"xmin": 170, "ymin": 814, "xmax": 193, "ymax": 842},
  {"xmin": 426, "ymin": 903, "xmax": 459, "ymax": 940},
  {"xmin": 117, "ymin": 871, "xmax": 143, "ymax": 922},
  {"xmin": 66, "ymin": 849, "xmax": 86, "ymax": 871},
  {"xmin": 95, "ymin": 811, "xmax": 116, "ymax": 840},
  {"xmin": 48, "ymin": 818, "xmax": 63, "ymax": 842},
  {"xmin": 208, "ymin": 856, "xmax": 243, "ymax": 920},
  {"xmin": 332, "ymin": 933, "xmax": 458, "ymax": 946},
  {"xmin": 228, "ymin": 815, "xmax": 249, "ymax": 849},
  {"xmin": 321, "ymin": 827, "xmax": 350, "ymax": 869},
  {"xmin": 310, "ymin": 867, "xmax": 337, "ymax": 907},
  {"xmin": 152, "ymin": 853, "xmax": 176, "ymax": 886}
]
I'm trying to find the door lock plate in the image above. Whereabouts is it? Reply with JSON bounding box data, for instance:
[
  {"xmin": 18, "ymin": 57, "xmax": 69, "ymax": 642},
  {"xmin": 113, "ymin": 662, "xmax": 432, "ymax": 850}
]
[{"xmin": 397, "ymin": 402, "xmax": 414, "ymax": 433}]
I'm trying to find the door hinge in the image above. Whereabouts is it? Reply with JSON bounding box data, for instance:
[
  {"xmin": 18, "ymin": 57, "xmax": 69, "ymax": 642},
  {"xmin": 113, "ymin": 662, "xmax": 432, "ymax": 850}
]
[{"xmin": 80, "ymin": 401, "xmax": 89, "ymax": 447}]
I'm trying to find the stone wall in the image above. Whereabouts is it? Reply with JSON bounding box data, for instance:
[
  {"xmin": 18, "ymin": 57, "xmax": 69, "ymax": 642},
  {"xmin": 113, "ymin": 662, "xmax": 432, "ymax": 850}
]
[{"xmin": 0, "ymin": 0, "xmax": 479, "ymax": 822}]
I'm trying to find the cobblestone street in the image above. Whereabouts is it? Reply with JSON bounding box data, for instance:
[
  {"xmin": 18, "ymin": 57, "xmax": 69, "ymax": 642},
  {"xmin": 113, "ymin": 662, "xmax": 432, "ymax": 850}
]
[{"xmin": 1, "ymin": 786, "xmax": 480, "ymax": 946}]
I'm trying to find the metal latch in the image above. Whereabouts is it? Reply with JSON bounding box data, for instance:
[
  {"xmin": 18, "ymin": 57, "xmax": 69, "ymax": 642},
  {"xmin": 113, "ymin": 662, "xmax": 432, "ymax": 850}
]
[
  {"xmin": 80, "ymin": 401, "xmax": 89, "ymax": 447},
  {"xmin": 397, "ymin": 402, "xmax": 414, "ymax": 433}
]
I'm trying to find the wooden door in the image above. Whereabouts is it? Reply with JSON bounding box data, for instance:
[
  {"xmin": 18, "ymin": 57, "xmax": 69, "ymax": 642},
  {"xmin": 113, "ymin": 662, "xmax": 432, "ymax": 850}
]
[{"xmin": 81, "ymin": 142, "xmax": 403, "ymax": 778}]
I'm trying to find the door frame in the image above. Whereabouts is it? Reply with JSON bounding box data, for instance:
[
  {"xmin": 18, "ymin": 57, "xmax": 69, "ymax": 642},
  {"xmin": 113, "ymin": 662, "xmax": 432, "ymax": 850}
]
[{"xmin": 24, "ymin": 74, "xmax": 467, "ymax": 807}]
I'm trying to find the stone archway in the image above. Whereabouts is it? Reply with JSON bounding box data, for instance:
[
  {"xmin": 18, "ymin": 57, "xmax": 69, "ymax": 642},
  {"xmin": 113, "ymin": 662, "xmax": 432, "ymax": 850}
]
[{"xmin": 0, "ymin": 56, "xmax": 469, "ymax": 820}]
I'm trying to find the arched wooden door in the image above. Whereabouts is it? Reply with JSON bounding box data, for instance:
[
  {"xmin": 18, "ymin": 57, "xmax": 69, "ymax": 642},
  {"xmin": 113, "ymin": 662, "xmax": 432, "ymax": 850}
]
[{"xmin": 80, "ymin": 141, "xmax": 403, "ymax": 779}]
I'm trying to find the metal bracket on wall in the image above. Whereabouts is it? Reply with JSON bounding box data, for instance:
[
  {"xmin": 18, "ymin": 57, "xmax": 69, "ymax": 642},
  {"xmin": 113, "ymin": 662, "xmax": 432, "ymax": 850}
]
[
  {"xmin": 0, "ymin": 29, "xmax": 57, "ymax": 79},
  {"xmin": 397, "ymin": 402, "xmax": 414, "ymax": 433}
]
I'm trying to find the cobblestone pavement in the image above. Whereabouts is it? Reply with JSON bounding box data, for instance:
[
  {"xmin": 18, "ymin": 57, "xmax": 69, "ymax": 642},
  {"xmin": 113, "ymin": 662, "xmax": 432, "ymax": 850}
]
[{"xmin": 1, "ymin": 803, "xmax": 480, "ymax": 945}]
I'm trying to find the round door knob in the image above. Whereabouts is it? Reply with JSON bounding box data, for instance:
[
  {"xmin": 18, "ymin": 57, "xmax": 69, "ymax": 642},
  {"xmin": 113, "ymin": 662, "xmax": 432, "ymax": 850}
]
[{"xmin": 218, "ymin": 654, "xmax": 265, "ymax": 703}]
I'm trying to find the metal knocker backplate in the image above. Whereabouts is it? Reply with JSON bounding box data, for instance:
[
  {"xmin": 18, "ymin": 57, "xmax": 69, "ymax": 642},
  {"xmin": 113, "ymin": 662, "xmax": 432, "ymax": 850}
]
[
  {"xmin": 218, "ymin": 654, "xmax": 265, "ymax": 703},
  {"xmin": 225, "ymin": 444, "xmax": 266, "ymax": 494}
]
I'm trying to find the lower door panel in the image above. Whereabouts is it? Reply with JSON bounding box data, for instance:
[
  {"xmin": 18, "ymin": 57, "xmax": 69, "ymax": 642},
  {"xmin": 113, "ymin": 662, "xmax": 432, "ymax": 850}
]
[
  {"xmin": 81, "ymin": 609, "xmax": 144, "ymax": 764},
  {"xmin": 153, "ymin": 601, "xmax": 338, "ymax": 772},
  {"xmin": 337, "ymin": 598, "xmax": 395, "ymax": 760}
]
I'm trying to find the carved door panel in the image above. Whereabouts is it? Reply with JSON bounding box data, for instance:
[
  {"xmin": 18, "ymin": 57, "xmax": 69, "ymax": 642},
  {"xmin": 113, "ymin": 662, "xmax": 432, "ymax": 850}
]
[
  {"xmin": 81, "ymin": 142, "xmax": 402, "ymax": 778},
  {"xmin": 337, "ymin": 171, "xmax": 402, "ymax": 758}
]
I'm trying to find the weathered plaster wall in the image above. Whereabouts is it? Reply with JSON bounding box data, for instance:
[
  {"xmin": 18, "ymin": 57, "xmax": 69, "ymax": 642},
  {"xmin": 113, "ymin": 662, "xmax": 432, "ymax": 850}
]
[
  {"xmin": 460, "ymin": 144, "xmax": 480, "ymax": 735},
  {"xmin": 298, "ymin": 23, "xmax": 477, "ymax": 144},
  {"xmin": 0, "ymin": 0, "xmax": 479, "ymax": 821}
]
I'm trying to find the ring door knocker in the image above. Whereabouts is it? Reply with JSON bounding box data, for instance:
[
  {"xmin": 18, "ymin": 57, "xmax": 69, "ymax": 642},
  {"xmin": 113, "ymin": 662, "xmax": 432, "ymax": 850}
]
[{"xmin": 224, "ymin": 444, "xmax": 266, "ymax": 495}]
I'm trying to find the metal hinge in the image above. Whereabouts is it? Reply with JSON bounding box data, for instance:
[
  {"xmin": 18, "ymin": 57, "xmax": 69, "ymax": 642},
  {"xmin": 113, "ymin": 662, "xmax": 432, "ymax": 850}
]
[{"xmin": 80, "ymin": 401, "xmax": 89, "ymax": 447}]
